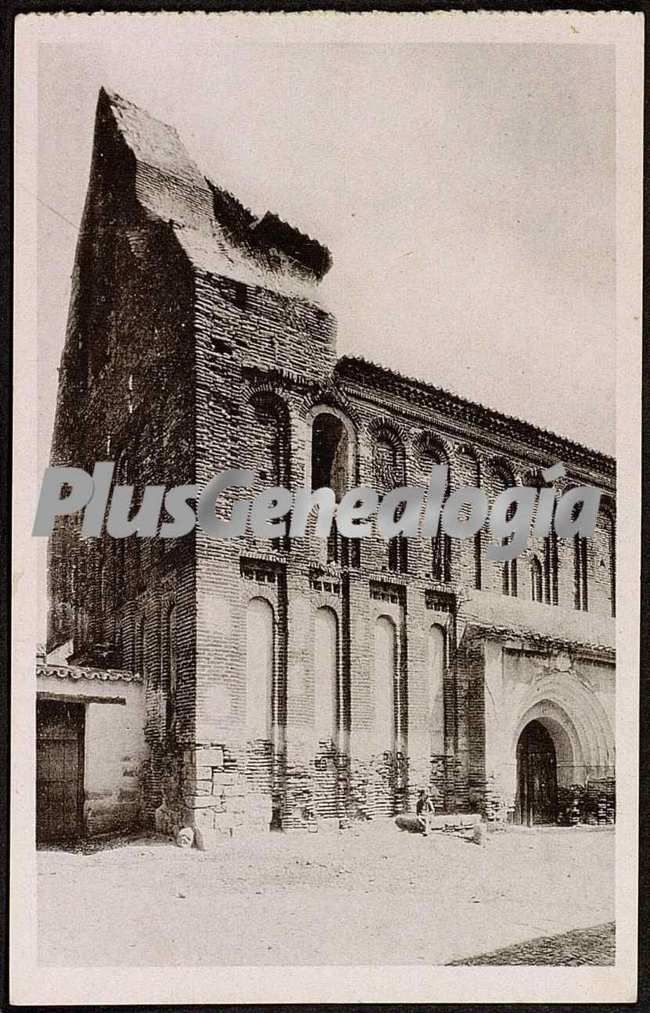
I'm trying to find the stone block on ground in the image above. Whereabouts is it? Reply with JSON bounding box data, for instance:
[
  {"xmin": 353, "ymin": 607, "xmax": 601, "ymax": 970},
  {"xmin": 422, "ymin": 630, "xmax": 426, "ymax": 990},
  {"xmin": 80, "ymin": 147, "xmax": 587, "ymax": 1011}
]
[
  {"xmin": 192, "ymin": 807, "xmax": 216, "ymax": 831},
  {"xmin": 194, "ymin": 827, "xmax": 220, "ymax": 851}
]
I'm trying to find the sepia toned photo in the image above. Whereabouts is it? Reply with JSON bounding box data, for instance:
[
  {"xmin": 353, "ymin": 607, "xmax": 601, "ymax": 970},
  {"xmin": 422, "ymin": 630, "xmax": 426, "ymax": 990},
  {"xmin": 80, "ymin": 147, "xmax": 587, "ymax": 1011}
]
[{"xmin": 11, "ymin": 10, "xmax": 642, "ymax": 1005}]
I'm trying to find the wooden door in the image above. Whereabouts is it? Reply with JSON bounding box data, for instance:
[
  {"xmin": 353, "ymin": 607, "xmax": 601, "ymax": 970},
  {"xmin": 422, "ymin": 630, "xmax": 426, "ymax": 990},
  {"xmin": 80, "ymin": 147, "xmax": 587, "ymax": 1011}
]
[
  {"xmin": 36, "ymin": 699, "xmax": 85, "ymax": 844},
  {"xmin": 516, "ymin": 719, "xmax": 558, "ymax": 826}
]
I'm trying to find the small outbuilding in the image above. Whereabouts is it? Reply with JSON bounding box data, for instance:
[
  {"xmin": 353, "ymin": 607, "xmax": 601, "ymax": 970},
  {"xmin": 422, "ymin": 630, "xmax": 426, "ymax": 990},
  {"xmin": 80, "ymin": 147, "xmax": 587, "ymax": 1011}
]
[{"xmin": 36, "ymin": 659, "xmax": 147, "ymax": 844}]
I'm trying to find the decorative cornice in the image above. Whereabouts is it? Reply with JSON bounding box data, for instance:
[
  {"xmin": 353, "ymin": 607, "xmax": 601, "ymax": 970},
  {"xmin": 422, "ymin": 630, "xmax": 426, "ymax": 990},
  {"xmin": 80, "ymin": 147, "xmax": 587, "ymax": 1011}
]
[{"xmin": 335, "ymin": 356, "xmax": 615, "ymax": 485}]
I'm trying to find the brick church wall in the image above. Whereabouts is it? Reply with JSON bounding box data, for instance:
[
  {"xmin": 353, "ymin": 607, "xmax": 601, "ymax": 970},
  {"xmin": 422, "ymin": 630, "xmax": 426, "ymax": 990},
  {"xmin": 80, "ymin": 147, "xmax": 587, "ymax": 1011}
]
[{"xmin": 46, "ymin": 89, "xmax": 617, "ymax": 838}]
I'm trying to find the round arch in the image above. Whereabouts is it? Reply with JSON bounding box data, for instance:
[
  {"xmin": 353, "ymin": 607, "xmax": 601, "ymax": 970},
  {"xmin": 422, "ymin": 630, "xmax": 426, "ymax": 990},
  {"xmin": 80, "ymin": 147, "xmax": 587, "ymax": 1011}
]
[
  {"xmin": 245, "ymin": 596, "xmax": 275, "ymax": 740},
  {"xmin": 313, "ymin": 605, "xmax": 339, "ymax": 742},
  {"xmin": 304, "ymin": 404, "xmax": 357, "ymax": 494},
  {"xmin": 428, "ymin": 623, "xmax": 446, "ymax": 754},
  {"xmin": 511, "ymin": 673, "xmax": 615, "ymax": 785},
  {"xmin": 414, "ymin": 431, "xmax": 451, "ymax": 466},
  {"xmin": 488, "ymin": 456, "xmax": 517, "ymax": 487},
  {"xmin": 369, "ymin": 422, "xmax": 406, "ymax": 491},
  {"xmin": 374, "ymin": 614, "xmax": 398, "ymax": 752},
  {"xmin": 513, "ymin": 700, "xmax": 582, "ymax": 787}
]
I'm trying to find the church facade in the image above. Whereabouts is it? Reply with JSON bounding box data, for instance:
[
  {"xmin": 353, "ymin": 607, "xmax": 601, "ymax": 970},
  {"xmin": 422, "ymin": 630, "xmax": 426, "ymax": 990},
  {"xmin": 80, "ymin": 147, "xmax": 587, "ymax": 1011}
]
[{"xmin": 42, "ymin": 89, "xmax": 616, "ymax": 842}]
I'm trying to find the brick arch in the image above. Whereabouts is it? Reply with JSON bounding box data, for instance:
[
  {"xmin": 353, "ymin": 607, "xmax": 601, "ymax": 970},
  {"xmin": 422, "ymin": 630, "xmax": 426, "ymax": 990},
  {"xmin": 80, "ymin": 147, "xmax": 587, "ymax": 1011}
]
[
  {"xmin": 300, "ymin": 384, "xmax": 362, "ymax": 430},
  {"xmin": 241, "ymin": 582, "xmax": 276, "ymax": 609},
  {"xmin": 452, "ymin": 441, "xmax": 480, "ymax": 462},
  {"xmin": 511, "ymin": 672, "xmax": 615, "ymax": 782},
  {"xmin": 366, "ymin": 419, "xmax": 407, "ymax": 489},
  {"xmin": 247, "ymin": 389, "xmax": 292, "ymax": 488},
  {"xmin": 413, "ymin": 430, "xmax": 452, "ymax": 466},
  {"xmin": 514, "ymin": 701, "xmax": 583, "ymax": 788},
  {"xmin": 450, "ymin": 441, "xmax": 486, "ymax": 485},
  {"xmin": 486, "ymin": 455, "xmax": 517, "ymax": 487},
  {"xmin": 249, "ymin": 387, "xmax": 291, "ymax": 417},
  {"xmin": 365, "ymin": 416, "xmax": 410, "ymax": 448},
  {"xmin": 521, "ymin": 464, "xmax": 554, "ymax": 488},
  {"xmin": 305, "ymin": 402, "xmax": 357, "ymax": 439}
]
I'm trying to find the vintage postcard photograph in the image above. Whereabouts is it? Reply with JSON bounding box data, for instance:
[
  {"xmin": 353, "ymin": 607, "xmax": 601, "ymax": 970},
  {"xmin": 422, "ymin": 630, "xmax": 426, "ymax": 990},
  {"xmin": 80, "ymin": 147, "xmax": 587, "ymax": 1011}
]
[{"xmin": 11, "ymin": 9, "xmax": 642, "ymax": 1005}]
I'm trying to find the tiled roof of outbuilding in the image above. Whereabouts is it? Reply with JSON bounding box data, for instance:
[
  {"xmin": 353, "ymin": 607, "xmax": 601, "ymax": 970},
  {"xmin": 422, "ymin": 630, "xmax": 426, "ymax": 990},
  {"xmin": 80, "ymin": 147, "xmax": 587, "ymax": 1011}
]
[{"xmin": 36, "ymin": 663, "xmax": 143, "ymax": 684}]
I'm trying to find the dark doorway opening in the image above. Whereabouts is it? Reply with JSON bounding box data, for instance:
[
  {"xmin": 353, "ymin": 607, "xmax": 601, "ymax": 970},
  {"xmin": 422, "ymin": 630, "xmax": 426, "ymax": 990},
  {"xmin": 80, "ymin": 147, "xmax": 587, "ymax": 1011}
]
[
  {"xmin": 36, "ymin": 699, "xmax": 85, "ymax": 844},
  {"xmin": 515, "ymin": 719, "xmax": 558, "ymax": 826}
]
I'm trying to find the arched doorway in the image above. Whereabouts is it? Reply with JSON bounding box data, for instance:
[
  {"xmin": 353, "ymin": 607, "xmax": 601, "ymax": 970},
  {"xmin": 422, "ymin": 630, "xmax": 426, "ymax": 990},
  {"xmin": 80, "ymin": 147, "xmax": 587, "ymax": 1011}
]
[{"xmin": 516, "ymin": 720, "xmax": 558, "ymax": 825}]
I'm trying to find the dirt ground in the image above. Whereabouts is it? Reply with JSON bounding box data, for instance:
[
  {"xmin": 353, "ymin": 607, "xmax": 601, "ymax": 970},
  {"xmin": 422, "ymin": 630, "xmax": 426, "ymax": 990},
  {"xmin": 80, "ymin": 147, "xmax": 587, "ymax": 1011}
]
[{"xmin": 38, "ymin": 822, "xmax": 615, "ymax": 966}]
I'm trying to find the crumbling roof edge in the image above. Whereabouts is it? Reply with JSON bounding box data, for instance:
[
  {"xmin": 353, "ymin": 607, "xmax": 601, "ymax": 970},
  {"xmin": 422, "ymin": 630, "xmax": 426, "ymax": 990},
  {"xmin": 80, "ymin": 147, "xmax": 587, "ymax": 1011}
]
[
  {"xmin": 100, "ymin": 86, "xmax": 331, "ymax": 284},
  {"xmin": 459, "ymin": 620, "xmax": 615, "ymax": 659}
]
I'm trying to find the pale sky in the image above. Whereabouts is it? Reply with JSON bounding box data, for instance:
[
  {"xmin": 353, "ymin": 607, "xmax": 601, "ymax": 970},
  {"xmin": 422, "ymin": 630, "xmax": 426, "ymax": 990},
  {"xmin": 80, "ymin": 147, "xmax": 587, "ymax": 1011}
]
[{"xmin": 37, "ymin": 31, "xmax": 616, "ymax": 472}]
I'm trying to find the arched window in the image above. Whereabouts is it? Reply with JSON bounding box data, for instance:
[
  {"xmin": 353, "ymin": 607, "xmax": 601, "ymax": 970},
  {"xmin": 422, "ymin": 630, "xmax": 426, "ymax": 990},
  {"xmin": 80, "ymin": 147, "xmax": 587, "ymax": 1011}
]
[
  {"xmin": 599, "ymin": 505, "xmax": 616, "ymax": 618},
  {"xmin": 311, "ymin": 411, "xmax": 352, "ymax": 497},
  {"xmin": 245, "ymin": 598, "xmax": 275, "ymax": 739},
  {"xmin": 530, "ymin": 556, "xmax": 543, "ymax": 603},
  {"xmin": 522, "ymin": 469, "xmax": 558, "ymax": 606},
  {"xmin": 373, "ymin": 432, "xmax": 405, "ymax": 491},
  {"xmin": 97, "ymin": 555, "xmax": 106, "ymax": 614},
  {"xmin": 491, "ymin": 461, "xmax": 517, "ymax": 597},
  {"xmin": 114, "ymin": 624, "xmax": 123, "ymax": 668},
  {"xmin": 113, "ymin": 451, "xmax": 130, "ymax": 597},
  {"xmin": 309, "ymin": 408, "xmax": 356, "ymax": 564},
  {"xmin": 388, "ymin": 535, "xmax": 408, "ymax": 574},
  {"xmin": 374, "ymin": 616, "xmax": 397, "ymax": 752},
  {"xmin": 252, "ymin": 396, "xmax": 290, "ymax": 489},
  {"xmin": 134, "ymin": 613, "xmax": 145, "ymax": 675},
  {"xmin": 503, "ymin": 558, "xmax": 518, "ymax": 597},
  {"xmin": 165, "ymin": 604, "xmax": 177, "ymax": 733},
  {"xmin": 419, "ymin": 438, "xmax": 452, "ymax": 583},
  {"xmin": 374, "ymin": 429, "xmax": 407, "ymax": 574},
  {"xmin": 432, "ymin": 529, "xmax": 451, "ymax": 584},
  {"xmin": 428, "ymin": 624, "xmax": 445, "ymax": 754},
  {"xmin": 607, "ymin": 513, "xmax": 616, "ymax": 618},
  {"xmin": 574, "ymin": 535, "xmax": 589, "ymax": 612},
  {"xmin": 544, "ymin": 532, "xmax": 559, "ymax": 606},
  {"xmin": 456, "ymin": 445, "xmax": 482, "ymax": 589},
  {"xmin": 314, "ymin": 607, "xmax": 339, "ymax": 742}
]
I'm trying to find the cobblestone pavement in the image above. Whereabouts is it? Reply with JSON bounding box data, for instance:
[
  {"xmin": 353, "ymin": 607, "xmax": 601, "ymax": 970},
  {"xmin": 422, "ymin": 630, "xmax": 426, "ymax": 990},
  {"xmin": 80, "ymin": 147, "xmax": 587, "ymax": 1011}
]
[
  {"xmin": 449, "ymin": 921, "xmax": 615, "ymax": 965},
  {"xmin": 38, "ymin": 822, "xmax": 614, "ymax": 966}
]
